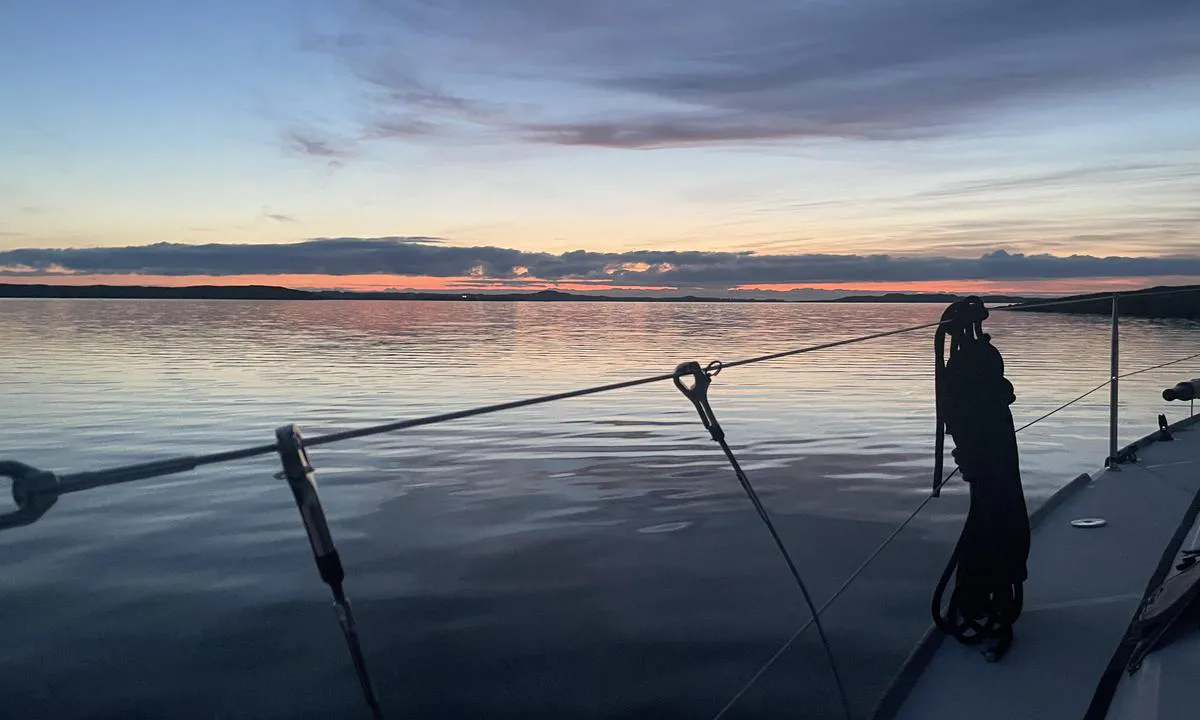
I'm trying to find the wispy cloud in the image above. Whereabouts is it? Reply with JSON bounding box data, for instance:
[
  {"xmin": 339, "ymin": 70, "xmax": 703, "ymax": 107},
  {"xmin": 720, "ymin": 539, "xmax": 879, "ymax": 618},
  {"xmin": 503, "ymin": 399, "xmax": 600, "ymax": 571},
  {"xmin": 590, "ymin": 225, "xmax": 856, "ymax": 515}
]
[
  {"xmin": 263, "ymin": 212, "xmax": 297, "ymax": 223},
  {"xmin": 285, "ymin": 129, "xmax": 353, "ymax": 161},
  {"xmin": 4, "ymin": 238, "xmax": 1200, "ymax": 286},
  {"xmin": 312, "ymin": 0, "xmax": 1200, "ymax": 149}
]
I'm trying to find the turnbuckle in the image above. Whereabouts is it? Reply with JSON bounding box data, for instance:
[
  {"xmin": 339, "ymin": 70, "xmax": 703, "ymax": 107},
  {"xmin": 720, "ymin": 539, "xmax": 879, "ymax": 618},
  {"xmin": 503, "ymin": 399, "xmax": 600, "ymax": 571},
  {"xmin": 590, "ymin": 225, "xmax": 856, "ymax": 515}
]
[
  {"xmin": 275, "ymin": 425, "xmax": 344, "ymax": 591},
  {"xmin": 673, "ymin": 360, "xmax": 725, "ymax": 442},
  {"xmin": 275, "ymin": 425, "xmax": 384, "ymax": 720},
  {"xmin": 0, "ymin": 461, "xmax": 60, "ymax": 531}
]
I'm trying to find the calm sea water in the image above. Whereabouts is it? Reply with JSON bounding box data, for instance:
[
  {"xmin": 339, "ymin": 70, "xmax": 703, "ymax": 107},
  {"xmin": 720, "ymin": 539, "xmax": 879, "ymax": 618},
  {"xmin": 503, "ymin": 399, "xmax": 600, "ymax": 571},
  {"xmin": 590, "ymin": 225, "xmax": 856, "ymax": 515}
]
[{"xmin": 1, "ymin": 300, "xmax": 1197, "ymax": 719}]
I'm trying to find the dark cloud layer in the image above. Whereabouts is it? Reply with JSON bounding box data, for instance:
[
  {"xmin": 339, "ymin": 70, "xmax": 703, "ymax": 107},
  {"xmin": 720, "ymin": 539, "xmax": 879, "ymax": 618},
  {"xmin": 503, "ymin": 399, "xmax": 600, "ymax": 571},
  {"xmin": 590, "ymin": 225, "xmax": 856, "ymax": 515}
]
[
  {"xmin": 5, "ymin": 238, "xmax": 1200, "ymax": 286},
  {"xmin": 318, "ymin": 0, "xmax": 1200, "ymax": 147}
]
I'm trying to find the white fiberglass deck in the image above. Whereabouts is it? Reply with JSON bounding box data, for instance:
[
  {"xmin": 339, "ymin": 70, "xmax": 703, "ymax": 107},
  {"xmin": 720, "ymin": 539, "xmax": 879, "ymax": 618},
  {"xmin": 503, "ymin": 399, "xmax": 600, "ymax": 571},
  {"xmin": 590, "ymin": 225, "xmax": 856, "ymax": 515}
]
[{"xmin": 884, "ymin": 415, "xmax": 1200, "ymax": 720}]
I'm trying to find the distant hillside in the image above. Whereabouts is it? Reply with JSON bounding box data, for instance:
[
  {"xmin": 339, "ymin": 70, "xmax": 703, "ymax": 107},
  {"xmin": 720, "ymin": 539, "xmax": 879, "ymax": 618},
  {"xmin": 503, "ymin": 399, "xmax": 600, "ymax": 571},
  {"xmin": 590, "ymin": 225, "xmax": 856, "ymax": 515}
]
[
  {"xmin": 835, "ymin": 292, "xmax": 1034, "ymax": 304},
  {"xmin": 1008, "ymin": 284, "xmax": 1200, "ymax": 320},
  {"xmin": 0, "ymin": 283, "xmax": 1037, "ymax": 305},
  {"xmin": 0, "ymin": 285, "xmax": 785, "ymax": 302},
  {"xmin": 0, "ymin": 283, "xmax": 315, "ymax": 300},
  {"xmin": 309, "ymin": 288, "xmax": 787, "ymax": 303}
]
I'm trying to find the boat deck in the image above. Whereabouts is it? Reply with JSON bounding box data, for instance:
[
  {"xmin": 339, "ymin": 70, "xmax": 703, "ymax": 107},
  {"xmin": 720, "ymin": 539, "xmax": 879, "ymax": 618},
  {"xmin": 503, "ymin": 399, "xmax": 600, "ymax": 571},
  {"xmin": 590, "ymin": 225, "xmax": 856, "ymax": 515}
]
[
  {"xmin": 1107, "ymin": 470, "xmax": 1200, "ymax": 720},
  {"xmin": 882, "ymin": 414, "xmax": 1200, "ymax": 720}
]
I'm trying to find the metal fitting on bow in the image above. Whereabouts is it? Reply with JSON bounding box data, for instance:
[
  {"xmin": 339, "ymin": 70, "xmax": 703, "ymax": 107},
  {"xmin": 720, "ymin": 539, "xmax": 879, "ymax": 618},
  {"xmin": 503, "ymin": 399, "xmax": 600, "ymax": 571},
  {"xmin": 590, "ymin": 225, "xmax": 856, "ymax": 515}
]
[
  {"xmin": 0, "ymin": 461, "xmax": 60, "ymax": 531},
  {"xmin": 275, "ymin": 425, "xmax": 344, "ymax": 593},
  {"xmin": 673, "ymin": 360, "xmax": 725, "ymax": 442},
  {"xmin": 274, "ymin": 425, "xmax": 384, "ymax": 720}
]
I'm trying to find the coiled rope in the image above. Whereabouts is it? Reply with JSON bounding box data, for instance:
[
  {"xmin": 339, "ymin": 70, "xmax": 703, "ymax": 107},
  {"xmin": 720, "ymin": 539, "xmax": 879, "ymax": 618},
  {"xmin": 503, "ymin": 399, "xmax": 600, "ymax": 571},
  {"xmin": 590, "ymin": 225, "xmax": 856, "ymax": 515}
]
[{"xmin": 930, "ymin": 297, "xmax": 1030, "ymax": 661}]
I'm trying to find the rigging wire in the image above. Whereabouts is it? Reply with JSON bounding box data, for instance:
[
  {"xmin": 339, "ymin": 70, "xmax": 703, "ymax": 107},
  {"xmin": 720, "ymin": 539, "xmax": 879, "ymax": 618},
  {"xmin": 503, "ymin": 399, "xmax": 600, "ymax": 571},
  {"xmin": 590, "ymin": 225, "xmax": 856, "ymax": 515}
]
[
  {"xmin": 992, "ymin": 284, "xmax": 1200, "ymax": 313},
  {"xmin": 710, "ymin": 416, "xmax": 854, "ymax": 720},
  {"xmin": 1118, "ymin": 350, "xmax": 1200, "ymax": 380},
  {"xmin": 23, "ymin": 282, "xmax": 1200, "ymax": 497},
  {"xmin": 707, "ymin": 347, "xmax": 1200, "ymax": 719},
  {"xmin": 48, "ymin": 320, "xmax": 949, "ymax": 494},
  {"xmin": 719, "ymin": 320, "xmax": 943, "ymax": 369},
  {"xmin": 674, "ymin": 361, "xmax": 853, "ymax": 720},
  {"xmin": 1014, "ymin": 381, "xmax": 1111, "ymax": 434},
  {"xmin": 709, "ymin": 469, "xmax": 957, "ymax": 720},
  {"xmin": 38, "ymin": 286, "xmax": 1200, "ymax": 493},
  {"xmin": 3, "ymin": 290, "xmax": 1198, "ymax": 719}
]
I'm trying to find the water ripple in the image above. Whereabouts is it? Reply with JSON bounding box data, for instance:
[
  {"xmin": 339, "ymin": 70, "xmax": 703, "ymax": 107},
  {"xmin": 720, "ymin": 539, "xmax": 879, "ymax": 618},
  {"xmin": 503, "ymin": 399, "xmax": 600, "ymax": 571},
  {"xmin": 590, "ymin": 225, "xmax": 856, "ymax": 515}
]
[{"xmin": 1, "ymin": 299, "xmax": 1197, "ymax": 718}]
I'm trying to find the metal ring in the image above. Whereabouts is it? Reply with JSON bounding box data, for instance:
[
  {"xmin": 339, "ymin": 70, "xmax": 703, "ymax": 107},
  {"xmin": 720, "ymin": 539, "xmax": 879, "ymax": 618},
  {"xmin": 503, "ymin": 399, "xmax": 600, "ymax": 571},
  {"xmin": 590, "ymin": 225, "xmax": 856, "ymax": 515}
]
[
  {"xmin": 1070, "ymin": 518, "xmax": 1107, "ymax": 529},
  {"xmin": 705, "ymin": 360, "xmax": 723, "ymax": 377}
]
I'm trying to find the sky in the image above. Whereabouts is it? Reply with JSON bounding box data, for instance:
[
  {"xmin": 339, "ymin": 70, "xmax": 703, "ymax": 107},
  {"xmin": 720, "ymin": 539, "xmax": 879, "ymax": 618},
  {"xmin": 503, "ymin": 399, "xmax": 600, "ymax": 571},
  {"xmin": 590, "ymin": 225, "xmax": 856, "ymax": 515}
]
[{"xmin": 1, "ymin": 0, "xmax": 1199, "ymax": 296}]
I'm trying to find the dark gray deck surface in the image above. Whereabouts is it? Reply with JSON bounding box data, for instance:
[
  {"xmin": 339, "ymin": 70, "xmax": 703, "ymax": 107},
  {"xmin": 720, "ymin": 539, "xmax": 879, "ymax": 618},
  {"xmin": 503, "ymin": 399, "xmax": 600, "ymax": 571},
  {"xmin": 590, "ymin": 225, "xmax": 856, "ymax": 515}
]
[{"xmin": 1107, "ymin": 439, "xmax": 1200, "ymax": 720}]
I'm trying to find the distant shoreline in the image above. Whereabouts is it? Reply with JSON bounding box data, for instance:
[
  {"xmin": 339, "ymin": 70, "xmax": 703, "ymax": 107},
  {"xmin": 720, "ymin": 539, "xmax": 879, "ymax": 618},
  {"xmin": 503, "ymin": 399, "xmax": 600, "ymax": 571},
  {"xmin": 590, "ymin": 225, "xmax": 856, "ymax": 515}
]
[
  {"xmin": 1008, "ymin": 284, "xmax": 1200, "ymax": 320},
  {"xmin": 0, "ymin": 283, "xmax": 1034, "ymax": 304}
]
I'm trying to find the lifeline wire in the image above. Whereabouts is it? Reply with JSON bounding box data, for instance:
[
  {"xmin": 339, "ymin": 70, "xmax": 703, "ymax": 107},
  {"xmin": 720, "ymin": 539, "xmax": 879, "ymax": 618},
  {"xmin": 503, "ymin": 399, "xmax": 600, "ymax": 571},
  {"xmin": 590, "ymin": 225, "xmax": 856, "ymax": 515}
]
[
  {"xmin": 46, "ymin": 319, "xmax": 950, "ymax": 495},
  {"xmin": 708, "ymin": 465, "xmax": 966, "ymax": 720},
  {"xmin": 1118, "ymin": 350, "xmax": 1200, "ymax": 379},
  {"xmin": 706, "ymin": 352, "xmax": 1200, "ymax": 720},
  {"xmin": 992, "ymin": 284, "xmax": 1200, "ymax": 313},
  {"xmin": 1008, "ymin": 350, "xmax": 1200, "ymax": 435},
  {"xmin": 40, "ymin": 286, "xmax": 1200, "ymax": 493},
  {"xmin": 673, "ymin": 361, "xmax": 852, "ymax": 720},
  {"xmin": 713, "ymin": 433, "xmax": 853, "ymax": 720},
  {"xmin": 275, "ymin": 425, "xmax": 385, "ymax": 720},
  {"xmin": 4, "ymin": 296, "xmax": 1198, "ymax": 717},
  {"xmin": 1014, "ymin": 380, "xmax": 1112, "ymax": 433},
  {"xmin": 25, "ymin": 283, "xmax": 1200, "ymax": 498}
]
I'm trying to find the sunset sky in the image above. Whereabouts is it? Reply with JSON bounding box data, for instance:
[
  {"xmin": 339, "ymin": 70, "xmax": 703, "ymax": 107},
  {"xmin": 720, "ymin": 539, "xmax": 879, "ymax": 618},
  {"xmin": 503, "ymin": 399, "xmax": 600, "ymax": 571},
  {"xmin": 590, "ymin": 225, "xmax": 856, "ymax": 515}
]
[{"xmin": 2, "ymin": 0, "xmax": 1199, "ymax": 296}]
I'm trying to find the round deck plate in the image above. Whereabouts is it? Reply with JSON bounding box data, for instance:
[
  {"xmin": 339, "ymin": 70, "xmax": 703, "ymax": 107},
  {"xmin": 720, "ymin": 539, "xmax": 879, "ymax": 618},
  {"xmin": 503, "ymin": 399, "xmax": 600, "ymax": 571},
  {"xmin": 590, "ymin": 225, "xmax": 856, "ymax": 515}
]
[{"xmin": 1070, "ymin": 518, "xmax": 1108, "ymax": 529}]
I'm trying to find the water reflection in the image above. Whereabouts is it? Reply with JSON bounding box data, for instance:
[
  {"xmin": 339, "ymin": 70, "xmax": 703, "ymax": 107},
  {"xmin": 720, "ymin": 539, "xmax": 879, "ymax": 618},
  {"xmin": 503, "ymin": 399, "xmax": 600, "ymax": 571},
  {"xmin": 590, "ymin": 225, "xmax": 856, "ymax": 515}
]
[{"xmin": 0, "ymin": 299, "xmax": 1196, "ymax": 718}]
